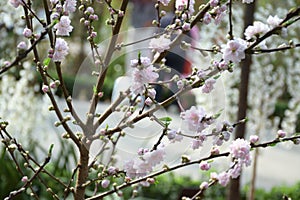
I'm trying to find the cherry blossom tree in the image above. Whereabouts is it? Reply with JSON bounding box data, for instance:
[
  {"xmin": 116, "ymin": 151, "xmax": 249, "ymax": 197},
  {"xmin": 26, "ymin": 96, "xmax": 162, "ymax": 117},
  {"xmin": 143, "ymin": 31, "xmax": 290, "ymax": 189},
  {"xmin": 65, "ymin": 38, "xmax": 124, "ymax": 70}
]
[{"xmin": 0, "ymin": 0, "xmax": 299, "ymax": 199}]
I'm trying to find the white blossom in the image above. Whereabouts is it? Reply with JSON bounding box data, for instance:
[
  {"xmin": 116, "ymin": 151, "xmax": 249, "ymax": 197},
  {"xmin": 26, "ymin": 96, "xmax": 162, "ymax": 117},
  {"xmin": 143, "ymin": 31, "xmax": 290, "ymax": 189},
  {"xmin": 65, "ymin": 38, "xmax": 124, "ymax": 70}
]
[
  {"xmin": 54, "ymin": 16, "xmax": 73, "ymax": 36},
  {"xmin": 53, "ymin": 38, "xmax": 69, "ymax": 62},
  {"xmin": 244, "ymin": 21, "xmax": 269, "ymax": 40},
  {"xmin": 149, "ymin": 35, "xmax": 171, "ymax": 53},
  {"xmin": 222, "ymin": 38, "xmax": 247, "ymax": 63}
]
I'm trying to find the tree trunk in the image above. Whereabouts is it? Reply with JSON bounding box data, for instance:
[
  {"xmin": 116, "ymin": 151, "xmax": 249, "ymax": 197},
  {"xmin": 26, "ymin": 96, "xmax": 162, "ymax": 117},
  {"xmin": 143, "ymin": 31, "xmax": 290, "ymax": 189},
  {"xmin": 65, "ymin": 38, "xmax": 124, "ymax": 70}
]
[
  {"xmin": 74, "ymin": 144, "xmax": 90, "ymax": 200},
  {"xmin": 227, "ymin": 2, "xmax": 256, "ymax": 200}
]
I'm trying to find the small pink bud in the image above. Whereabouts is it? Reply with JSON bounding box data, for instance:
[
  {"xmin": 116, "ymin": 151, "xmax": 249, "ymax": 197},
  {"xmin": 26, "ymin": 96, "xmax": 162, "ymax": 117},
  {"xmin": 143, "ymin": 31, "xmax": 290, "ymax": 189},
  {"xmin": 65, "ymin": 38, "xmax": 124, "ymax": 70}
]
[
  {"xmin": 23, "ymin": 28, "xmax": 32, "ymax": 38},
  {"xmin": 89, "ymin": 14, "xmax": 99, "ymax": 20},
  {"xmin": 200, "ymin": 181, "xmax": 209, "ymax": 189},
  {"xmin": 203, "ymin": 13, "xmax": 212, "ymax": 25},
  {"xmin": 148, "ymin": 88, "xmax": 156, "ymax": 99},
  {"xmin": 118, "ymin": 10, "xmax": 124, "ymax": 17},
  {"xmin": 211, "ymin": 147, "xmax": 220, "ymax": 155},
  {"xmin": 145, "ymin": 97, "xmax": 152, "ymax": 106},
  {"xmin": 125, "ymin": 176, "xmax": 131, "ymax": 183},
  {"xmin": 137, "ymin": 148, "xmax": 144, "ymax": 155},
  {"xmin": 175, "ymin": 19, "xmax": 181, "ymax": 24},
  {"xmin": 84, "ymin": 20, "xmax": 90, "ymax": 26},
  {"xmin": 177, "ymin": 80, "xmax": 184, "ymax": 89},
  {"xmin": 42, "ymin": 84, "xmax": 49, "ymax": 93},
  {"xmin": 4, "ymin": 61, "xmax": 11, "ymax": 66},
  {"xmin": 182, "ymin": 22, "xmax": 191, "ymax": 31},
  {"xmin": 98, "ymin": 92, "xmax": 103, "ymax": 98},
  {"xmin": 181, "ymin": 13, "xmax": 187, "ymax": 20},
  {"xmin": 17, "ymin": 41, "xmax": 27, "ymax": 50},
  {"xmin": 210, "ymin": 0, "xmax": 219, "ymax": 7},
  {"xmin": 90, "ymin": 31, "xmax": 97, "ymax": 38},
  {"xmin": 48, "ymin": 49, "xmax": 54, "ymax": 54},
  {"xmin": 277, "ymin": 130, "xmax": 286, "ymax": 138},
  {"xmin": 199, "ymin": 161, "xmax": 211, "ymax": 171},
  {"xmin": 50, "ymin": 82, "xmax": 57, "ymax": 89},
  {"xmin": 107, "ymin": 166, "xmax": 117, "ymax": 175},
  {"xmin": 126, "ymin": 111, "xmax": 132, "ymax": 117},
  {"xmin": 146, "ymin": 178, "xmax": 155, "ymax": 184},
  {"xmin": 99, "ymin": 128, "xmax": 106, "ymax": 136},
  {"xmin": 21, "ymin": 176, "xmax": 28, "ymax": 183},
  {"xmin": 218, "ymin": 61, "xmax": 229, "ymax": 70},
  {"xmin": 210, "ymin": 172, "xmax": 218, "ymax": 180},
  {"xmin": 86, "ymin": 7, "xmax": 94, "ymax": 14},
  {"xmin": 101, "ymin": 179, "xmax": 110, "ymax": 188},
  {"xmin": 197, "ymin": 70, "xmax": 206, "ymax": 79},
  {"xmin": 249, "ymin": 135, "xmax": 259, "ymax": 144}
]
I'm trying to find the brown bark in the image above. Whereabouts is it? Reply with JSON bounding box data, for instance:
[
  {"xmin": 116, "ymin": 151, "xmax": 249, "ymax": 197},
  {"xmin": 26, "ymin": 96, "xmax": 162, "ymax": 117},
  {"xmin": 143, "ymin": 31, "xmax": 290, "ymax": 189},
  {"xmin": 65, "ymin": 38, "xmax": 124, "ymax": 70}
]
[
  {"xmin": 227, "ymin": 2, "xmax": 256, "ymax": 200},
  {"xmin": 74, "ymin": 144, "xmax": 90, "ymax": 200}
]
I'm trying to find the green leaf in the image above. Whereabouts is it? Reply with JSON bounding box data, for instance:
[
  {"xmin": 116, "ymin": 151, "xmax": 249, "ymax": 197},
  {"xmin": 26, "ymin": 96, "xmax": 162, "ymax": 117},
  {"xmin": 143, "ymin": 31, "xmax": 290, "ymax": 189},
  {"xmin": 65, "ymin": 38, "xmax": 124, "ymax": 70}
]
[
  {"xmin": 159, "ymin": 117, "xmax": 172, "ymax": 123},
  {"xmin": 213, "ymin": 74, "xmax": 221, "ymax": 80},
  {"xmin": 213, "ymin": 109, "xmax": 223, "ymax": 119},
  {"xmin": 268, "ymin": 143, "xmax": 277, "ymax": 147},
  {"xmin": 93, "ymin": 85, "xmax": 97, "ymax": 94},
  {"xmin": 43, "ymin": 57, "xmax": 51, "ymax": 66}
]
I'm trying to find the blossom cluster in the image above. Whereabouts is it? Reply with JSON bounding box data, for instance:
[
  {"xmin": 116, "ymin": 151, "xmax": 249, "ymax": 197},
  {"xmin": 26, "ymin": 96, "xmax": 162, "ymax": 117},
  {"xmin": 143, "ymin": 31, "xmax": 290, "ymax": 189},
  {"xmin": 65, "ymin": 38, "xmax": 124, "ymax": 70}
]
[
  {"xmin": 124, "ymin": 146, "xmax": 166, "ymax": 179},
  {"xmin": 180, "ymin": 106, "xmax": 213, "ymax": 133},
  {"xmin": 244, "ymin": 15, "xmax": 283, "ymax": 41},
  {"xmin": 175, "ymin": 0, "xmax": 195, "ymax": 15},
  {"xmin": 130, "ymin": 57, "xmax": 159, "ymax": 95},
  {"xmin": 49, "ymin": 0, "xmax": 77, "ymax": 62}
]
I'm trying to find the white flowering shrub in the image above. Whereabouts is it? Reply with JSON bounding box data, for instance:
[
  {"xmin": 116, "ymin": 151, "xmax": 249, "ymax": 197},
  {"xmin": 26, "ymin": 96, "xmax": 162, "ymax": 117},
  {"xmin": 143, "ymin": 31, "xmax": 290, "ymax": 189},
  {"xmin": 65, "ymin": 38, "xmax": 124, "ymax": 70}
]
[{"xmin": 0, "ymin": 0, "xmax": 299, "ymax": 199}]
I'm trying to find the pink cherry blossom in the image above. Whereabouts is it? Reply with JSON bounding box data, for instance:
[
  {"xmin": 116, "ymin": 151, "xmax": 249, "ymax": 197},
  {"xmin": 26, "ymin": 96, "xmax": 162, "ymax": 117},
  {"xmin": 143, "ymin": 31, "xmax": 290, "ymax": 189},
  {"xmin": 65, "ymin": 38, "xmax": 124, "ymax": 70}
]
[
  {"xmin": 222, "ymin": 38, "xmax": 247, "ymax": 63},
  {"xmin": 54, "ymin": 16, "xmax": 73, "ymax": 36},
  {"xmin": 143, "ymin": 147, "xmax": 166, "ymax": 166},
  {"xmin": 101, "ymin": 179, "xmax": 110, "ymax": 188},
  {"xmin": 63, "ymin": 0, "xmax": 76, "ymax": 14},
  {"xmin": 182, "ymin": 22, "xmax": 191, "ymax": 31},
  {"xmin": 249, "ymin": 135, "xmax": 259, "ymax": 144},
  {"xmin": 277, "ymin": 130, "xmax": 286, "ymax": 138},
  {"xmin": 130, "ymin": 57, "xmax": 151, "ymax": 68},
  {"xmin": 229, "ymin": 138, "xmax": 251, "ymax": 166},
  {"xmin": 267, "ymin": 15, "xmax": 282, "ymax": 27},
  {"xmin": 175, "ymin": 0, "xmax": 195, "ymax": 14},
  {"xmin": 199, "ymin": 161, "xmax": 211, "ymax": 171},
  {"xmin": 203, "ymin": 13, "xmax": 212, "ymax": 25},
  {"xmin": 180, "ymin": 106, "xmax": 208, "ymax": 132},
  {"xmin": 202, "ymin": 79, "xmax": 216, "ymax": 93},
  {"xmin": 244, "ymin": 21, "xmax": 269, "ymax": 40},
  {"xmin": 200, "ymin": 181, "xmax": 209, "ymax": 189},
  {"xmin": 42, "ymin": 84, "xmax": 49, "ymax": 93},
  {"xmin": 123, "ymin": 160, "xmax": 138, "ymax": 178},
  {"xmin": 229, "ymin": 163, "xmax": 242, "ymax": 178},
  {"xmin": 124, "ymin": 146, "xmax": 166, "ymax": 178},
  {"xmin": 21, "ymin": 176, "xmax": 28, "ymax": 182},
  {"xmin": 210, "ymin": 0, "xmax": 219, "ymax": 7},
  {"xmin": 218, "ymin": 172, "xmax": 230, "ymax": 186},
  {"xmin": 23, "ymin": 28, "xmax": 32, "ymax": 38},
  {"xmin": 53, "ymin": 38, "xmax": 69, "ymax": 62},
  {"xmin": 149, "ymin": 36, "xmax": 171, "ymax": 53},
  {"xmin": 17, "ymin": 41, "xmax": 27, "ymax": 50},
  {"xmin": 130, "ymin": 58, "xmax": 159, "ymax": 95},
  {"xmin": 145, "ymin": 97, "xmax": 153, "ymax": 106}
]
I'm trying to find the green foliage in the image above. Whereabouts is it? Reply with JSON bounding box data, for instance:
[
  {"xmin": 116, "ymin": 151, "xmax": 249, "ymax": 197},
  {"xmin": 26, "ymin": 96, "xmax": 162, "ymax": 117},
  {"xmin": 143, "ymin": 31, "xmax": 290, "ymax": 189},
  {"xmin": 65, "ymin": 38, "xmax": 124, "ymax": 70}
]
[
  {"xmin": 244, "ymin": 182, "xmax": 300, "ymax": 200},
  {"xmin": 0, "ymin": 149, "xmax": 25, "ymax": 200}
]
